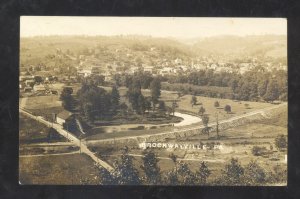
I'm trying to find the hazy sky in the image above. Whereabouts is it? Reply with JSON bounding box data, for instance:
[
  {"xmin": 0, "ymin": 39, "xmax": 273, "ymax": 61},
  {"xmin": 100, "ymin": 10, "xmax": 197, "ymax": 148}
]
[{"xmin": 20, "ymin": 17, "xmax": 287, "ymax": 38}]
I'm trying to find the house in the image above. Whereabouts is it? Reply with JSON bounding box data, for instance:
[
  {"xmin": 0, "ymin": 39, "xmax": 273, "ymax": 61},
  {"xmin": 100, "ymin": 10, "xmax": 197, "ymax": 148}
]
[
  {"xmin": 159, "ymin": 67, "xmax": 173, "ymax": 76},
  {"xmin": 78, "ymin": 69, "xmax": 92, "ymax": 77},
  {"xmin": 143, "ymin": 66, "xmax": 154, "ymax": 73},
  {"xmin": 33, "ymin": 84, "xmax": 46, "ymax": 92},
  {"xmin": 20, "ymin": 75, "xmax": 34, "ymax": 82},
  {"xmin": 25, "ymin": 79, "xmax": 35, "ymax": 86},
  {"xmin": 56, "ymin": 110, "xmax": 73, "ymax": 125},
  {"xmin": 24, "ymin": 86, "xmax": 32, "ymax": 93}
]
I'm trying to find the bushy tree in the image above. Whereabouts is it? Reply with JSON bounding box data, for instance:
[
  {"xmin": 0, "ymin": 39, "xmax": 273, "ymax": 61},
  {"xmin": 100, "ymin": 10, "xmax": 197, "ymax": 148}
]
[
  {"xmin": 119, "ymin": 102, "xmax": 128, "ymax": 117},
  {"xmin": 60, "ymin": 87, "xmax": 74, "ymax": 111},
  {"xmin": 243, "ymin": 160, "xmax": 266, "ymax": 185},
  {"xmin": 275, "ymin": 135, "xmax": 287, "ymax": 151},
  {"xmin": 221, "ymin": 158, "xmax": 244, "ymax": 185},
  {"xmin": 202, "ymin": 114, "xmax": 209, "ymax": 127},
  {"xmin": 98, "ymin": 167, "xmax": 117, "ymax": 185},
  {"xmin": 224, "ymin": 105, "xmax": 231, "ymax": 114},
  {"xmin": 141, "ymin": 150, "xmax": 161, "ymax": 184},
  {"xmin": 198, "ymin": 106, "xmax": 206, "ymax": 116},
  {"xmin": 201, "ymin": 114, "xmax": 210, "ymax": 138},
  {"xmin": 263, "ymin": 80, "xmax": 279, "ymax": 102},
  {"xmin": 196, "ymin": 161, "xmax": 211, "ymax": 185},
  {"xmin": 163, "ymin": 170, "xmax": 179, "ymax": 185},
  {"xmin": 169, "ymin": 153, "xmax": 178, "ymax": 170},
  {"xmin": 191, "ymin": 95, "xmax": 197, "ymax": 107},
  {"xmin": 214, "ymin": 101, "xmax": 220, "ymax": 108},
  {"xmin": 158, "ymin": 101, "xmax": 166, "ymax": 113},
  {"xmin": 127, "ymin": 78, "xmax": 144, "ymax": 114},
  {"xmin": 34, "ymin": 76, "xmax": 43, "ymax": 84},
  {"xmin": 177, "ymin": 161, "xmax": 198, "ymax": 185},
  {"xmin": 251, "ymin": 146, "xmax": 267, "ymax": 156},
  {"xmin": 112, "ymin": 147, "xmax": 141, "ymax": 185},
  {"xmin": 150, "ymin": 78, "xmax": 161, "ymax": 108},
  {"xmin": 137, "ymin": 94, "xmax": 146, "ymax": 115},
  {"xmin": 268, "ymin": 164, "xmax": 287, "ymax": 183},
  {"xmin": 77, "ymin": 82, "xmax": 111, "ymax": 120},
  {"xmin": 258, "ymin": 79, "xmax": 269, "ymax": 97},
  {"xmin": 111, "ymin": 85, "xmax": 120, "ymax": 114},
  {"xmin": 144, "ymin": 98, "xmax": 152, "ymax": 113}
]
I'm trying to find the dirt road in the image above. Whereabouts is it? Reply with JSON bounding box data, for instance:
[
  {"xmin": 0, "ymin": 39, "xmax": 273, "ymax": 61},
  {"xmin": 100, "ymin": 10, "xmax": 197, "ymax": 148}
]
[
  {"xmin": 174, "ymin": 112, "xmax": 202, "ymax": 127},
  {"xmin": 19, "ymin": 108, "xmax": 114, "ymax": 172}
]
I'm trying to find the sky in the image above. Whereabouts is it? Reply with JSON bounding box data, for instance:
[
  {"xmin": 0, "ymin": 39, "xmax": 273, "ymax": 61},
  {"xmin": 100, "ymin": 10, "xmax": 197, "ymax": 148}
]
[{"xmin": 20, "ymin": 16, "xmax": 287, "ymax": 38}]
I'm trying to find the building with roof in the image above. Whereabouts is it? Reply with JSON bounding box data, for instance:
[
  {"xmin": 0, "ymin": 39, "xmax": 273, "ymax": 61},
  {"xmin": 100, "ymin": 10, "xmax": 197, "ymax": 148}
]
[
  {"xmin": 33, "ymin": 84, "xmax": 46, "ymax": 92},
  {"xmin": 56, "ymin": 110, "xmax": 73, "ymax": 126}
]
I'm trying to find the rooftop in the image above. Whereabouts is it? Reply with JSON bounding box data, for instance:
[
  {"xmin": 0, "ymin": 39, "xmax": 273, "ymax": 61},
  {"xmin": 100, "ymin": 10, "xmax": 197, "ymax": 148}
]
[{"xmin": 57, "ymin": 110, "xmax": 73, "ymax": 120}]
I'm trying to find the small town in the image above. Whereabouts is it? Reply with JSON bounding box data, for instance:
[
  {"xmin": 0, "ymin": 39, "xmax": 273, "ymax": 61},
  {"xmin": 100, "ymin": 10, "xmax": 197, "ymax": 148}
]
[{"xmin": 19, "ymin": 17, "xmax": 287, "ymax": 186}]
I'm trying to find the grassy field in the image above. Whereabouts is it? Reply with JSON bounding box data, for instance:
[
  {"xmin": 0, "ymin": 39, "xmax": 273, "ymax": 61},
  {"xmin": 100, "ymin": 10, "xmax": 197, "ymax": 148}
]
[
  {"xmin": 138, "ymin": 88, "xmax": 275, "ymax": 123},
  {"xmin": 104, "ymin": 86, "xmax": 275, "ymax": 123},
  {"xmin": 19, "ymin": 154, "xmax": 100, "ymax": 185},
  {"xmin": 170, "ymin": 94, "xmax": 275, "ymax": 122},
  {"xmin": 19, "ymin": 113, "xmax": 66, "ymax": 144},
  {"xmin": 92, "ymin": 104, "xmax": 287, "ymax": 184},
  {"xmin": 21, "ymin": 95, "xmax": 62, "ymax": 110}
]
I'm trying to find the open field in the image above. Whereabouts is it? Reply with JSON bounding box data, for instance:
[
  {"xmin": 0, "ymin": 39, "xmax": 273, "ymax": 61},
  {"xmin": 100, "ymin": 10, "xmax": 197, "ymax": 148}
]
[
  {"xmin": 120, "ymin": 87, "xmax": 276, "ymax": 123},
  {"xmin": 19, "ymin": 113, "xmax": 66, "ymax": 144},
  {"xmin": 19, "ymin": 153, "xmax": 100, "ymax": 185},
  {"xmin": 21, "ymin": 95, "xmax": 62, "ymax": 110},
  {"xmin": 172, "ymin": 94, "xmax": 275, "ymax": 123},
  {"xmin": 95, "ymin": 86, "xmax": 275, "ymax": 123},
  {"xmin": 91, "ymin": 104, "xmax": 287, "ymax": 184}
]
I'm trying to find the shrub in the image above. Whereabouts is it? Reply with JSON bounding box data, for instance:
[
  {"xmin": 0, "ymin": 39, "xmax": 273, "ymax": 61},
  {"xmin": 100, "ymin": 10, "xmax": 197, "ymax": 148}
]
[
  {"xmin": 275, "ymin": 135, "xmax": 287, "ymax": 151},
  {"xmin": 224, "ymin": 105, "xmax": 231, "ymax": 113},
  {"xmin": 243, "ymin": 160, "xmax": 267, "ymax": 185},
  {"xmin": 251, "ymin": 146, "xmax": 267, "ymax": 156},
  {"xmin": 214, "ymin": 101, "xmax": 220, "ymax": 108}
]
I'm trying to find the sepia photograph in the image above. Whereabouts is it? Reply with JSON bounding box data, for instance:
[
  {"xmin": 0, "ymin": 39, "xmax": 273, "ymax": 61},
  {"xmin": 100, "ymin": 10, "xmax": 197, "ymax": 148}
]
[{"xmin": 19, "ymin": 17, "xmax": 287, "ymax": 186}]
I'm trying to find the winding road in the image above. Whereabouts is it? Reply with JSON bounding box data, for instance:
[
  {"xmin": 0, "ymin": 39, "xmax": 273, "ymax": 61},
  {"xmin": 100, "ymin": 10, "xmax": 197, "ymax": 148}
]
[{"xmin": 173, "ymin": 112, "xmax": 202, "ymax": 127}]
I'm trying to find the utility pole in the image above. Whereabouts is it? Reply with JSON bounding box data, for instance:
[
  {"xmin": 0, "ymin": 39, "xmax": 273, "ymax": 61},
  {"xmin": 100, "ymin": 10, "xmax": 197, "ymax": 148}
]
[
  {"xmin": 66, "ymin": 123, "xmax": 69, "ymax": 140},
  {"xmin": 215, "ymin": 111, "xmax": 219, "ymax": 139},
  {"xmin": 80, "ymin": 137, "xmax": 82, "ymax": 154}
]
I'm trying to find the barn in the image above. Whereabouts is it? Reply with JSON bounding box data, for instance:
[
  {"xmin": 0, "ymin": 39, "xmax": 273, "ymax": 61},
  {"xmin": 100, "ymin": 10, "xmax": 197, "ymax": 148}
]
[{"xmin": 56, "ymin": 110, "xmax": 73, "ymax": 125}]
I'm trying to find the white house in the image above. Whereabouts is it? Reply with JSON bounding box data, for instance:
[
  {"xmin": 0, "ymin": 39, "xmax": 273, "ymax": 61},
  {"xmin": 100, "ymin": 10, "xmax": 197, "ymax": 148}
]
[
  {"xmin": 33, "ymin": 84, "xmax": 46, "ymax": 92},
  {"xmin": 143, "ymin": 66, "xmax": 154, "ymax": 73},
  {"xmin": 159, "ymin": 67, "xmax": 173, "ymax": 76}
]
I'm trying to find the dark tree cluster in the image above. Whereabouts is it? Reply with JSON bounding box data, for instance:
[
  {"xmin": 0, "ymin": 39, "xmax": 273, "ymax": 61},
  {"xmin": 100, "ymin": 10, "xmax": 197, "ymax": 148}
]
[
  {"xmin": 167, "ymin": 69, "xmax": 236, "ymax": 87},
  {"xmin": 60, "ymin": 87, "xmax": 75, "ymax": 111},
  {"xmin": 126, "ymin": 77, "xmax": 147, "ymax": 114},
  {"xmin": 114, "ymin": 72, "xmax": 154, "ymax": 89},
  {"xmin": 165, "ymin": 67, "xmax": 287, "ymax": 102},
  {"xmin": 77, "ymin": 82, "xmax": 119, "ymax": 122},
  {"xmin": 98, "ymin": 149, "xmax": 286, "ymax": 186},
  {"xmin": 126, "ymin": 76, "xmax": 162, "ymax": 114},
  {"xmin": 226, "ymin": 68, "xmax": 286, "ymax": 102}
]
